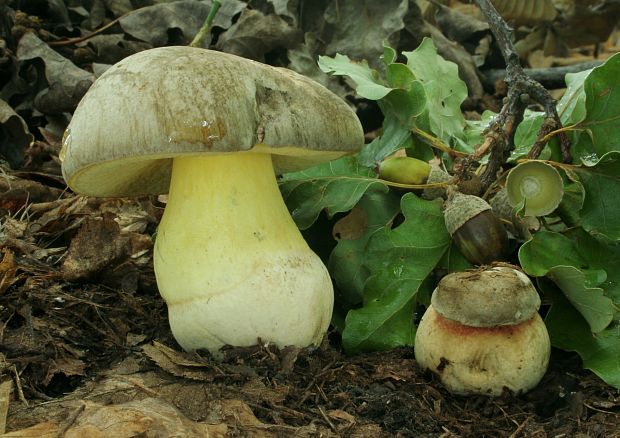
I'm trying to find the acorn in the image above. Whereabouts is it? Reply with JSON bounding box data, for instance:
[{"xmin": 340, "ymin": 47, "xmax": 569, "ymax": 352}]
[
  {"xmin": 444, "ymin": 187, "xmax": 509, "ymax": 265},
  {"xmin": 506, "ymin": 161, "xmax": 564, "ymax": 217},
  {"xmin": 379, "ymin": 156, "xmax": 431, "ymax": 185}
]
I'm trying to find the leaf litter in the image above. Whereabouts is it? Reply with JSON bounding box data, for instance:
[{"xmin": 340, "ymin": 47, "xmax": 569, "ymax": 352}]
[{"xmin": 0, "ymin": 0, "xmax": 619, "ymax": 436}]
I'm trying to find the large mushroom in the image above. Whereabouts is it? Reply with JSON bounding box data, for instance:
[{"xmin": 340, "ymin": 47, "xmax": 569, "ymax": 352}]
[
  {"xmin": 60, "ymin": 47, "xmax": 363, "ymax": 354},
  {"xmin": 414, "ymin": 265, "xmax": 551, "ymax": 396}
]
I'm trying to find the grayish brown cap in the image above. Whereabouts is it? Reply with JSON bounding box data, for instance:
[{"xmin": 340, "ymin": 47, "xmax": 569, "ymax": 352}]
[
  {"xmin": 431, "ymin": 266, "xmax": 541, "ymax": 327},
  {"xmin": 61, "ymin": 46, "xmax": 364, "ymax": 197}
]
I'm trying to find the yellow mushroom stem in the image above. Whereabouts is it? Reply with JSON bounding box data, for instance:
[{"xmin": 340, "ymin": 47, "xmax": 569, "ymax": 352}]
[{"xmin": 153, "ymin": 153, "xmax": 333, "ymax": 354}]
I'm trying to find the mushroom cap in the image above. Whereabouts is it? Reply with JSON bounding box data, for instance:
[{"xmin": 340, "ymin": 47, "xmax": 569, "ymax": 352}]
[
  {"xmin": 431, "ymin": 266, "xmax": 541, "ymax": 327},
  {"xmin": 61, "ymin": 46, "xmax": 364, "ymax": 197}
]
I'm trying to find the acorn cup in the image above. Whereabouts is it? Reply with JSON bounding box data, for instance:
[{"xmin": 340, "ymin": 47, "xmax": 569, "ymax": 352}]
[
  {"xmin": 444, "ymin": 187, "xmax": 509, "ymax": 265},
  {"xmin": 421, "ymin": 164, "xmax": 452, "ymax": 200},
  {"xmin": 506, "ymin": 161, "xmax": 564, "ymax": 217}
]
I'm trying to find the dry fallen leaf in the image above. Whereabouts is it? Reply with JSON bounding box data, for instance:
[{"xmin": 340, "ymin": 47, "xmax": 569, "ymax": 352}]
[
  {"xmin": 332, "ymin": 207, "xmax": 369, "ymax": 240},
  {"xmin": 0, "ymin": 250, "xmax": 17, "ymax": 294},
  {"xmin": 61, "ymin": 215, "xmax": 129, "ymax": 281},
  {"xmin": 1, "ymin": 421, "xmax": 59, "ymax": 438},
  {"xmin": 0, "ymin": 380, "xmax": 12, "ymax": 434},
  {"xmin": 42, "ymin": 358, "xmax": 86, "ymax": 386},
  {"xmin": 142, "ymin": 342, "xmax": 215, "ymax": 381}
]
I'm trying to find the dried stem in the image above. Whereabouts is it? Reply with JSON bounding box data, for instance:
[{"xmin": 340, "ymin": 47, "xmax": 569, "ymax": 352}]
[{"xmin": 472, "ymin": 0, "xmax": 572, "ymax": 190}]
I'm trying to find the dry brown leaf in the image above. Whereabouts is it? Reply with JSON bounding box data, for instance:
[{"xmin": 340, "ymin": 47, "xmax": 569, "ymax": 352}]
[
  {"xmin": 240, "ymin": 378, "xmax": 289, "ymax": 405},
  {"xmin": 0, "ymin": 380, "xmax": 12, "ymax": 434},
  {"xmin": 332, "ymin": 207, "xmax": 369, "ymax": 240},
  {"xmin": 491, "ymin": 0, "xmax": 558, "ymax": 24},
  {"xmin": 61, "ymin": 215, "xmax": 129, "ymax": 281},
  {"xmin": 214, "ymin": 399, "xmax": 276, "ymax": 437},
  {"xmin": 142, "ymin": 342, "xmax": 215, "ymax": 381},
  {"xmin": 42, "ymin": 358, "xmax": 86, "ymax": 386},
  {"xmin": 5, "ymin": 399, "xmax": 228, "ymax": 438},
  {"xmin": 0, "ymin": 250, "xmax": 17, "ymax": 294},
  {"xmin": 1, "ymin": 421, "xmax": 59, "ymax": 438},
  {"xmin": 372, "ymin": 360, "xmax": 417, "ymax": 382}
]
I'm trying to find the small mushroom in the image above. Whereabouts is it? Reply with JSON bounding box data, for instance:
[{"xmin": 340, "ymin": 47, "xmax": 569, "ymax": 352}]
[
  {"xmin": 61, "ymin": 47, "xmax": 363, "ymax": 354},
  {"xmin": 414, "ymin": 265, "xmax": 550, "ymax": 396}
]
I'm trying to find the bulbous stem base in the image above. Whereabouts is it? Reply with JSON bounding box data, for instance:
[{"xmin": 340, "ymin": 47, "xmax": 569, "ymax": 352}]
[{"xmin": 153, "ymin": 153, "xmax": 333, "ymax": 354}]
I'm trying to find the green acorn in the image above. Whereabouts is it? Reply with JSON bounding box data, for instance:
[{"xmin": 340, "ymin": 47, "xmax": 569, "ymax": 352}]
[
  {"xmin": 444, "ymin": 189, "xmax": 509, "ymax": 265},
  {"xmin": 379, "ymin": 156, "xmax": 431, "ymax": 185},
  {"xmin": 506, "ymin": 161, "xmax": 564, "ymax": 217}
]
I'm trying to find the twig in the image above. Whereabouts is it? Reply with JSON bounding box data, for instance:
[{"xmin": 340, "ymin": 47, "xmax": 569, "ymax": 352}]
[
  {"xmin": 317, "ymin": 405, "xmax": 337, "ymax": 433},
  {"xmin": 412, "ymin": 127, "xmax": 469, "ymax": 158},
  {"xmin": 472, "ymin": 0, "xmax": 572, "ymax": 190},
  {"xmin": 56, "ymin": 402, "xmax": 85, "ymax": 437},
  {"xmin": 482, "ymin": 61, "xmax": 603, "ymax": 89},
  {"xmin": 48, "ymin": 17, "xmax": 123, "ymax": 47},
  {"xmin": 189, "ymin": 0, "xmax": 221, "ymax": 48}
]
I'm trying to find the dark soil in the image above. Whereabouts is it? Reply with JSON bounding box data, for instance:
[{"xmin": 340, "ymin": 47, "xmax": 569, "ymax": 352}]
[{"xmin": 2, "ymin": 275, "xmax": 620, "ymax": 437}]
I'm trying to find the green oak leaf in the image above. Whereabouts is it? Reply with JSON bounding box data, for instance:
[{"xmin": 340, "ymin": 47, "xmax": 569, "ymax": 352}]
[
  {"xmin": 581, "ymin": 52, "xmax": 620, "ymax": 158},
  {"xmin": 329, "ymin": 190, "xmax": 401, "ymax": 307},
  {"xmin": 403, "ymin": 38, "xmax": 467, "ymax": 145},
  {"xmin": 509, "ymin": 110, "xmax": 546, "ymax": 162},
  {"xmin": 279, "ymin": 156, "xmax": 386, "ymax": 230},
  {"xmin": 342, "ymin": 193, "xmax": 450, "ymax": 353},
  {"xmin": 546, "ymin": 266, "xmax": 613, "ymax": 333},
  {"xmin": 519, "ymin": 231, "xmax": 586, "ymax": 276},
  {"xmin": 318, "ymin": 53, "xmax": 392, "ymax": 100},
  {"xmin": 573, "ymin": 151, "xmax": 620, "ymax": 240},
  {"xmin": 540, "ymin": 278, "xmax": 620, "ymax": 389},
  {"xmin": 438, "ymin": 241, "xmax": 474, "ymax": 274},
  {"xmin": 357, "ymin": 111, "xmax": 412, "ymax": 167},
  {"xmin": 520, "ymin": 231, "xmax": 615, "ymax": 333},
  {"xmin": 568, "ymin": 228, "xmax": 620, "ymax": 309},
  {"xmin": 557, "ymin": 69, "xmax": 590, "ymax": 125}
]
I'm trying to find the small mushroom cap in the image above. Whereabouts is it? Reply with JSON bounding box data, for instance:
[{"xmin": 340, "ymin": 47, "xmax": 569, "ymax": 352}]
[
  {"xmin": 61, "ymin": 46, "xmax": 364, "ymax": 197},
  {"xmin": 431, "ymin": 266, "xmax": 541, "ymax": 327}
]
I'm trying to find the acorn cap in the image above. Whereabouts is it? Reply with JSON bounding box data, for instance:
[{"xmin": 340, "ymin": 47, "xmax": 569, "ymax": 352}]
[
  {"xmin": 431, "ymin": 266, "xmax": 541, "ymax": 327},
  {"xmin": 443, "ymin": 190, "xmax": 492, "ymax": 235},
  {"xmin": 506, "ymin": 161, "xmax": 564, "ymax": 217},
  {"xmin": 422, "ymin": 164, "xmax": 451, "ymax": 200}
]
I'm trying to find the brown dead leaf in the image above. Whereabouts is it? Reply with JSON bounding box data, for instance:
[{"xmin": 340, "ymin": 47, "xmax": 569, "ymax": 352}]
[
  {"xmin": 0, "ymin": 250, "xmax": 17, "ymax": 294},
  {"xmin": 241, "ymin": 378, "xmax": 289, "ymax": 405},
  {"xmin": 42, "ymin": 358, "xmax": 86, "ymax": 386},
  {"xmin": 0, "ymin": 175, "xmax": 63, "ymax": 215},
  {"xmin": 61, "ymin": 214, "xmax": 129, "ymax": 281},
  {"xmin": 214, "ymin": 399, "xmax": 275, "ymax": 437},
  {"xmin": 372, "ymin": 360, "xmax": 417, "ymax": 382},
  {"xmin": 66, "ymin": 399, "xmax": 228, "ymax": 438},
  {"xmin": 0, "ymin": 380, "xmax": 12, "ymax": 434},
  {"xmin": 332, "ymin": 207, "xmax": 368, "ymax": 240},
  {"xmin": 1, "ymin": 421, "xmax": 59, "ymax": 437},
  {"xmin": 142, "ymin": 342, "xmax": 215, "ymax": 381}
]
